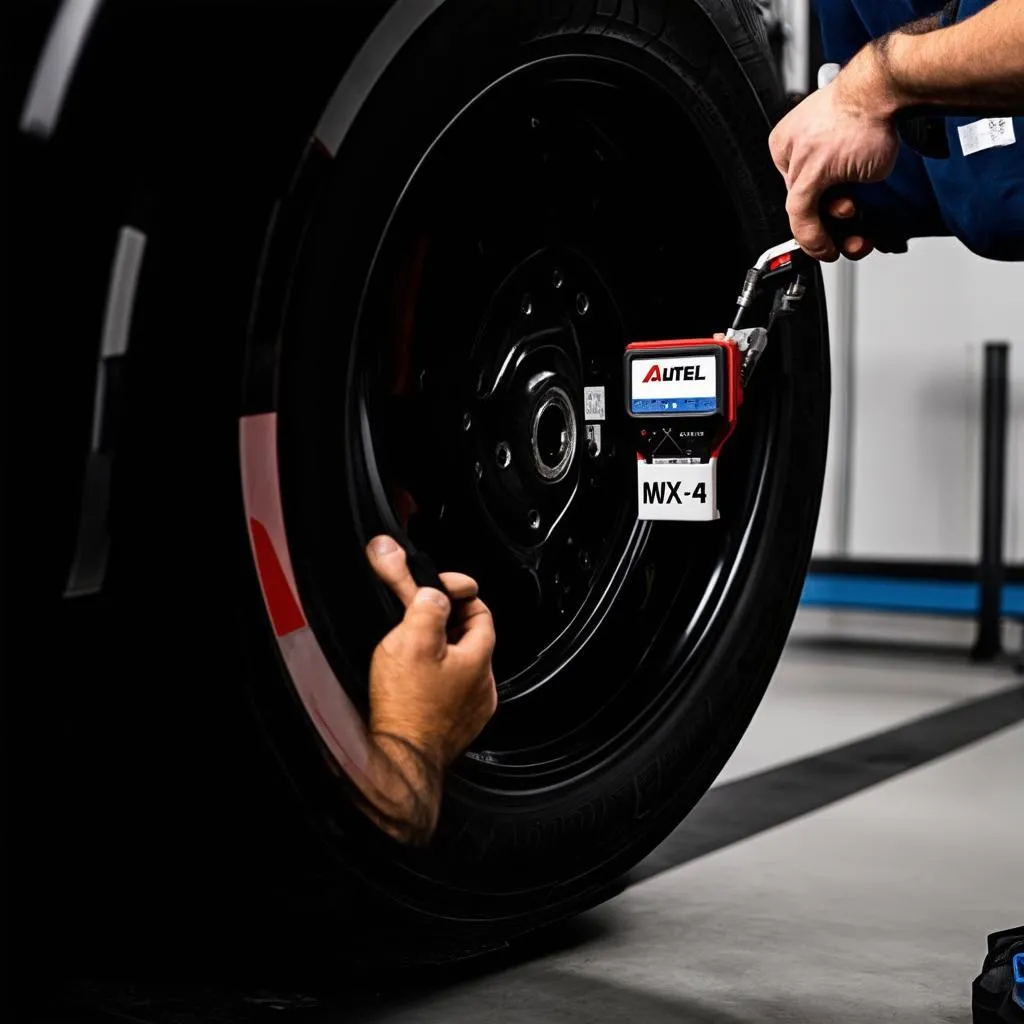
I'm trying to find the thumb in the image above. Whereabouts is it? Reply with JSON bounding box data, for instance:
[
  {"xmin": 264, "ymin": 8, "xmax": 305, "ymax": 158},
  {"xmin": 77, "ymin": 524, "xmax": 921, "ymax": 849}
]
[{"xmin": 398, "ymin": 587, "xmax": 450, "ymax": 659}]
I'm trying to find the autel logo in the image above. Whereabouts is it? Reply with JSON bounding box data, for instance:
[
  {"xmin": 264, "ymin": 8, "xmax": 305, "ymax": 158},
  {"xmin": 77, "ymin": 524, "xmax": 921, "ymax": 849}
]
[{"xmin": 641, "ymin": 364, "xmax": 707, "ymax": 384}]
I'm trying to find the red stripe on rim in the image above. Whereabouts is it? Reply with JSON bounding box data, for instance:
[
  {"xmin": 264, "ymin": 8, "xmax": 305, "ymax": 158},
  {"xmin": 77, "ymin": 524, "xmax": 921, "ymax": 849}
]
[
  {"xmin": 249, "ymin": 516, "xmax": 307, "ymax": 637},
  {"xmin": 240, "ymin": 412, "xmax": 371, "ymax": 778}
]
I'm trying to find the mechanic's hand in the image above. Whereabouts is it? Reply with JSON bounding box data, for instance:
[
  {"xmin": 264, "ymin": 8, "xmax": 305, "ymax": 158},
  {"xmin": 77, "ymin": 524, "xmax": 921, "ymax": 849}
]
[
  {"xmin": 821, "ymin": 194, "xmax": 875, "ymax": 261},
  {"xmin": 769, "ymin": 44, "xmax": 899, "ymax": 261},
  {"xmin": 360, "ymin": 535, "xmax": 496, "ymax": 844},
  {"xmin": 367, "ymin": 534, "xmax": 497, "ymax": 765}
]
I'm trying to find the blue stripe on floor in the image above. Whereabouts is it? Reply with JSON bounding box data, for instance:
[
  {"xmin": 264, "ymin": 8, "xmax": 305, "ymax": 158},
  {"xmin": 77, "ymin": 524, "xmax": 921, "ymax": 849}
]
[{"xmin": 801, "ymin": 574, "xmax": 1024, "ymax": 616}]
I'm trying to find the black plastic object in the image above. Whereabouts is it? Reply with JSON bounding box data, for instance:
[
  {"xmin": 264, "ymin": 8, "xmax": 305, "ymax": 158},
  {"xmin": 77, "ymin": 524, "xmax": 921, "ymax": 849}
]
[
  {"xmin": 356, "ymin": 393, "xmax": 466, "ymax": 618},
  {"xmin": 896, "ymin": 107, "xmax": 952, "ymax": 160},
  {"xmin": 972, "ymin": 926, "xmax": 1024, "ymax": 1023},
  {"xmin": 895, "ymin": 101, "xmax": 987, "ymax": 161},
  {"xmin": 820, "ymin": 186, "xmax": 909, "ymax": 254}
]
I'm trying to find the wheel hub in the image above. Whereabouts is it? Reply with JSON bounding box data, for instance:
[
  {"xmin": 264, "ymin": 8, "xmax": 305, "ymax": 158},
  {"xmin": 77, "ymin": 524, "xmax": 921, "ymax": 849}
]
[
  {"xmin": 530, "ymin": 385, "xmax": 576, "ymax": 483},
  {"xmin": 467, "ymin": 248, "xmax": 614, "ymax": 547}
]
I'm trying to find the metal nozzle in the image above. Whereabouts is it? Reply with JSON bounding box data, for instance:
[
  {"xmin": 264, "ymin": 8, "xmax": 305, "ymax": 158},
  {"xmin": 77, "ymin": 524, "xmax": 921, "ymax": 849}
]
[{"xmin": 724, "ymin": 326, "xmax": 769, "ymax": 386}]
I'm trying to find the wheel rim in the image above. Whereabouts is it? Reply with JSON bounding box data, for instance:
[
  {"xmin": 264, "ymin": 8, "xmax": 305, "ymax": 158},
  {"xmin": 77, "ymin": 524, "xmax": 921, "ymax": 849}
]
[{"xmin": 272, "ymin": 52, "xmax": 783, "ymax": 794}]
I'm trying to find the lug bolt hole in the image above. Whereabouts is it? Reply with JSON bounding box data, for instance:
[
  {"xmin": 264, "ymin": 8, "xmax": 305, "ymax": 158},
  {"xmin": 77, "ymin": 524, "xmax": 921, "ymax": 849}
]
[
  {"xmin": 495, "ymin": 442, "xmax": 512, "ymax": 470},
  {"xmin": 521, "ymin": 295, "xmax": 533, "ymax": 317},
  {"xmin": 527, "ymin": 509, "xmax": 541, "ymax": 531},
  {"xmin": 462, "ymin": 411, "xmax": 472, "ymax": 431},
  {"xmin": 576, "ymin": 292, "xmax": 590, "ymax": 316},
  {"xmin": 552, "ymin": 268, "xmax": 563, "ymax": 290}
]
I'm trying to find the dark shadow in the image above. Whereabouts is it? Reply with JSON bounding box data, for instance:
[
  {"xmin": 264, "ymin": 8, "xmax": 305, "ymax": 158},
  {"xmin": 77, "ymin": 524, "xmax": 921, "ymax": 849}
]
[
  {"xmin": 34, "ymin": 685, "xmax": 1022, "ymax": 1023},
  {"xmin": 342, "ymin": 953, "xmax": 953, "ymax": 1024},
  {"xmin": 30, "ymin": 915, "xmax": 616, "ymax": 1024},
  {"xmin": 628, "ymin": 683, "xmax": 1024, "ymax": 885},
  {"xmin": 352, "ymin": 967, "xmax": 762, "ymax": 1024}
]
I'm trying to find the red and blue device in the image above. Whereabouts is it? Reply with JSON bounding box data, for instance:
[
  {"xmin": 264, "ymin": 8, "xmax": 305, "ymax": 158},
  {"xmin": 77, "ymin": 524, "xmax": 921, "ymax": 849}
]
[
  {"xmin": 625, "ymin": 237, "xmax": 811, "ymax": 522},
  {"xmin": 624, "ymin": 338, "xmax": 743, "ymax": 522}
]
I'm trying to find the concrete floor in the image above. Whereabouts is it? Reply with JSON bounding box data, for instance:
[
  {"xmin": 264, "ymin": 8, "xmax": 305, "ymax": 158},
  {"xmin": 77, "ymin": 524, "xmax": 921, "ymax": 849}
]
[{"xmin": 354, "ymin": 612, "xmax": 1024, "ymax": 1024}]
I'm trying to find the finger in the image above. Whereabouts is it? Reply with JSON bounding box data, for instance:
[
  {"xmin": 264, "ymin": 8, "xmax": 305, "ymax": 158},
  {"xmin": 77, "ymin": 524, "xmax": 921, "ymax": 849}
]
[
  {"xmin": 438, "ymin": 572, "xmax": 478, "ymax": 601},
  {"xmin": 451, "ymin": 597, "xmax": 495, "ymax": 662},
  {"xmin": 713, "ymin": 332, "xmax": 726, "ymax": 340},
  {"xmin": 840, "ymin": 235, "xmax": 874, "ymax": 260},
  {"xmin": 768, "ymin": 122, "xmax": 791, "ymax": 177},
  {"xmin": 399, "ymin": 587, "xmax": 451, "ymax": 659},
  {"xmin": 787, "ymin": 184, "xmax": 838, "ymax": 262},
  {"xmin": 366, "ymin": 535, "xmax": 418, "ymax": 607},
  {"xmin": 827, "ymin": 195, "xmax": 856, "ymax": 220},
  {"xmin": 450, "ymin": 594, "xmax": 489, "ymax": 627}
]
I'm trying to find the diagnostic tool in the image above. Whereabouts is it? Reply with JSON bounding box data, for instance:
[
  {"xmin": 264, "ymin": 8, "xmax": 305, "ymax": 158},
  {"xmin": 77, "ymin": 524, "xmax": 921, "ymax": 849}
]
[
  {"xmin": 626, "ymin": 236, "xmax": 814, "ymax": 523},
  {"xmin": 625, "ymin": 339, "xmax": 742, "ymax": 522}
]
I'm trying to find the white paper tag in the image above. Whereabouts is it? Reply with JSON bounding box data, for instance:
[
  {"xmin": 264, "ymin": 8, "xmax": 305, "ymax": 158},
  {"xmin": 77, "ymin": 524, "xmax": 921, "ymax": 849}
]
[
  {"xmin": 585, "ymin": 423, "xmax": 602, "ymax": 456},
  {"xmin": 636, "ymin": 458, "xmax": 718, "ymax": 522},
  {"xmin": 584, "ymin": 386, "xmax": 606, "ymax": 421},
  {"xmin": 957, "ymin": 117, "xmax": 1015, "ymax": 157}
]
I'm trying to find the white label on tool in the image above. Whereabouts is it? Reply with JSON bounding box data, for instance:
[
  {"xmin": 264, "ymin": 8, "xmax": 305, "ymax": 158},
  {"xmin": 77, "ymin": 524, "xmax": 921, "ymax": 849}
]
[
  {"xmin": 958, "ymin": 118, "xmax": 1015, "ymax": 157},
  {"xmin": 584, "ymin": 386, "xmax": 606, "ymax": 421},
  {"xmin": 630, "ymin": 355, "xmax": 717, "ymax": 415},
  {"xmin": 636, "ymin": 458, "xmax": 718, "ymax": 522},
  {"xmin": 586, "ymin": 423, "xmax": 602, "ymax": 455}
]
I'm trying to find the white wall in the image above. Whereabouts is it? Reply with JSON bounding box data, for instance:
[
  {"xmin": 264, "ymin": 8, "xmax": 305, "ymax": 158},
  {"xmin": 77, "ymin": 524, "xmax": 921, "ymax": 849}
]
[
  {"xmin": 813, "ymin": 238, "xmax": 1024, "ymax": 563},
  {"xmin": 778, "ymin": 0, "xmax": 811, "ymax": 94}
]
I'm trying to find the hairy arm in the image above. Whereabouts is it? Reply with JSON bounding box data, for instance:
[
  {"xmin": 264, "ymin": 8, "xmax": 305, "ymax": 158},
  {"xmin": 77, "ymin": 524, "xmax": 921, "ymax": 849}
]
[
  {"xmin": 769, "ymin": 0, "xmax": 1024, "ymax": 258},
  {"xmin": 861, "ymin": 0, "xmax": 1024, "ymax": 116},
  {"xmin": 355, "ymin": 731, "xmax": 444, "ymax": 846}
]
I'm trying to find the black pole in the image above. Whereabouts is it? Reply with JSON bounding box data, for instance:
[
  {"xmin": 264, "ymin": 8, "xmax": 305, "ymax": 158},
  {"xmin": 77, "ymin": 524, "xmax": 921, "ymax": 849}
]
[{"xmin": 971, "ymin": 342, "xmax": 1009, "ymax": 662}]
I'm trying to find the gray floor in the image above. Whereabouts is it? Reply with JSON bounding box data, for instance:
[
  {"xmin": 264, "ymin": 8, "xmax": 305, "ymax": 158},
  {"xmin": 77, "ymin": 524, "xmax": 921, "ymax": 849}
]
[{"xmin": 359, "ymin": 613, "xmax": 1024, "ymax": 1024}]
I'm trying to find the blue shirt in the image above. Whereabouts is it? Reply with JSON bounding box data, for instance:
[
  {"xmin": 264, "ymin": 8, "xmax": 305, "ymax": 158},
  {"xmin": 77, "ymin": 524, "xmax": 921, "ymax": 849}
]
[{"xmin": 814, "ymin": 0, "xmax": 1024, "ymax": 259}]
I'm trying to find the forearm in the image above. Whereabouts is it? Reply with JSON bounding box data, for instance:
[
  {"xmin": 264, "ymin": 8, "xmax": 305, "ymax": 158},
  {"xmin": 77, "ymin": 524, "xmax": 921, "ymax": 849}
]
[
  {"xmin": 353, "ymin": 731, "xmax": 443, "ymax": 846},
  {"xmin": 874, "ymin": 0, "xmax": 1024, "ymax": 114}
]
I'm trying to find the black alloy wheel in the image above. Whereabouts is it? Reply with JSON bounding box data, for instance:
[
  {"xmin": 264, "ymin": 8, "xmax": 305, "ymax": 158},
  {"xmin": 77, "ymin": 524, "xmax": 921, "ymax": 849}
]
[{"xmin": 240, "ymin": 0, "xmax": 829, "ymax": 961}]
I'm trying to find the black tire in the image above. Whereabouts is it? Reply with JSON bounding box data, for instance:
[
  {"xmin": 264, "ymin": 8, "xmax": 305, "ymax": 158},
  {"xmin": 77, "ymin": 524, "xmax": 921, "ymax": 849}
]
[{"xmin": 9, "ymin": 0, "xmax": 828, "ymax": 977}]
